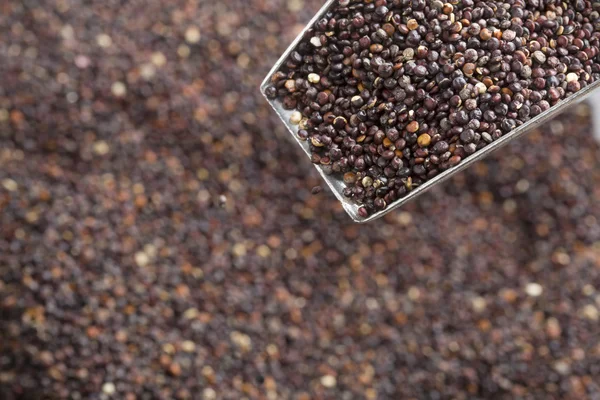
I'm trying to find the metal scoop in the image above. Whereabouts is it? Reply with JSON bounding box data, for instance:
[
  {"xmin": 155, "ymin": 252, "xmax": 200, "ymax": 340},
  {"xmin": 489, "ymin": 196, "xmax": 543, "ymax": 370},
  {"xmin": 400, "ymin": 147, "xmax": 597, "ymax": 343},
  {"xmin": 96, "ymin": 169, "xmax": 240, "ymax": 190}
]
[
  {"xmin": 261, "ymin": 0, "xmax": 600, "ymax": 223},
  {"xmin": 592, "ymin": 91, "xmax": 600, "ymax": 142}
]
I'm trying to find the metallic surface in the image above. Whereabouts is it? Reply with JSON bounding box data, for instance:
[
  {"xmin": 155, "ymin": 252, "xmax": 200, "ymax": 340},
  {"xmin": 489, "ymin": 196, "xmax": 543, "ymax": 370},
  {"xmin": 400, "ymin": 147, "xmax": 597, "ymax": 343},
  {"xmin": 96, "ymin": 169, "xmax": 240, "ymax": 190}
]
[
  {"xmin": 260, "ymin": 0, "xmax": 600, "ymax": 222},
  {"xmin": 591, "ymin": 90, "xmax": 600, "ymax": 141}
]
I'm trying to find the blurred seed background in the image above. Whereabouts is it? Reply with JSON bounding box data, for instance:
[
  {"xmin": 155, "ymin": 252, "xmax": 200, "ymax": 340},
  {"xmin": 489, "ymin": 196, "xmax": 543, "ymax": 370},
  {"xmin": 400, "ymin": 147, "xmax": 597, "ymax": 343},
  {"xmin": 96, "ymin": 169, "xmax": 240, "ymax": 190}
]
[{"xmin": 1, "ymin": 1, "xmax": 600, "ymax": 399}]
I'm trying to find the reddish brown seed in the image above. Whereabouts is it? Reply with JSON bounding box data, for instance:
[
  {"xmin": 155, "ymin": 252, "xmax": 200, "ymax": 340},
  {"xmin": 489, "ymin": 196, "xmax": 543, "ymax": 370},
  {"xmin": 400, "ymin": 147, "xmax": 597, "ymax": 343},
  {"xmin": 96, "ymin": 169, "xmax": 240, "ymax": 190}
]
[
  {"xmin": 370, "ymin": 44, "xmax": 384, "ymax": 53},
  {"xmin": 343, "ymin": 172, "xmax": 357, "ymax": 184},
  {"xmin": 449, "ymin": 155, "xmax": 462, "ymax": 167},
  {"xmin": 407, "ymin": 121, "xmax": 420, "ymax": 133},
  {"xmin": 383, "ymin": 23, "xmax": 395, "ymax": 36},
  {"xmin": 357, "ymin": 206, "xmax": 369, "ymax": 218},
  {"xmin": 463, "ymin": 63, "xmax": 476, "ymax": 76},
  {"xmin": 480, "ymin": 28, "xmax": 492, "ymax": 40}
]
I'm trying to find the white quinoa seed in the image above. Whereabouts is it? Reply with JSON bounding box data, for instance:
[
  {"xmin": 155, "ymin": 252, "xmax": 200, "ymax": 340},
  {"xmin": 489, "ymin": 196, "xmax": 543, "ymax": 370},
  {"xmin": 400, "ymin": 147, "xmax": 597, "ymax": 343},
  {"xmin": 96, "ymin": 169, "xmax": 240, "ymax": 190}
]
[
  {"xmin": 102, "ymin": 382, "xmax": 116, "ymax": 395},
  {"xmin": 308, "ymin": 73, "xmax": 320, "ymax": 84},
  {"xmin": 566, "ymin": 72, "xmax": 579, "ymax": 82},
  {"xmin": 320, "ymin": 374, "xmax": 337, "ymax": 388},
  {"xmin": 525, "ymin": 282, "xmax": 543, "ymax": 297},
  {"xmin": 289, "ymin": 111, "xmax": 302, "ymax": 125}
]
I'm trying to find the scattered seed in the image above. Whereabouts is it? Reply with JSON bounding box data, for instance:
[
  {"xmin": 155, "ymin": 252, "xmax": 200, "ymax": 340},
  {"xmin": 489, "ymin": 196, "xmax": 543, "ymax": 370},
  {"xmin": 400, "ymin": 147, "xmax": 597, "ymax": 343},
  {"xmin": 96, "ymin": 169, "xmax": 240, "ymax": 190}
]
[
  {"xmin": 185, "ymin": 26, "xmax": 201, "ymax": 44},
  {"xmin": 526, "ymin": 283, "xmax": 544, "ymax": 297},
  {"xmin": 111, "ymin": 81, "xmax": 127, "ymax": 97},
  {"xmin": 321, "ymin": 375, "xmax": 337, "ymax": 388}
]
